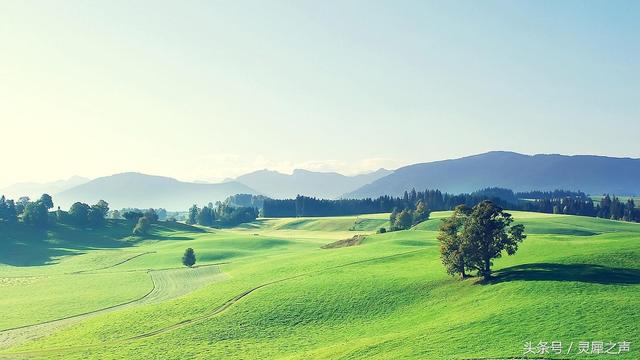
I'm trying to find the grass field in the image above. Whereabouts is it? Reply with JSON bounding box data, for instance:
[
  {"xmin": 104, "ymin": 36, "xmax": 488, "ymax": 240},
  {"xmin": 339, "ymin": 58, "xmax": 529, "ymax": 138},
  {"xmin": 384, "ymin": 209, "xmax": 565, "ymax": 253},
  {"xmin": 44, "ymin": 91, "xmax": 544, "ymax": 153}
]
[{"xmin": 0, "ymin": 212, "xmax": 639, "ymax": 359}]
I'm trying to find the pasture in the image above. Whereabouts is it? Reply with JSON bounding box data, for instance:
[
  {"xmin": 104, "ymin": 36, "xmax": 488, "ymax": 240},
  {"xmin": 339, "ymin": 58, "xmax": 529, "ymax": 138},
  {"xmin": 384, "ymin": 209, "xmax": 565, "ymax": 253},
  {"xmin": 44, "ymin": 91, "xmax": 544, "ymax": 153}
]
[{"xmin": 0, "ymin": 212, "xmax": 639, "ymax": 359}]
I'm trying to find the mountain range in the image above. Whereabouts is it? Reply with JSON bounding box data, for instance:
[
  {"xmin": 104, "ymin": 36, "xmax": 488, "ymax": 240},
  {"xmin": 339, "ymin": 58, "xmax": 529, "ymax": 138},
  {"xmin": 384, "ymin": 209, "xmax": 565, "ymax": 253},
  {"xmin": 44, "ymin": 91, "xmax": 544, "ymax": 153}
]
[
  {"xmin": 54, "ymin": 173, "xmax": 257, "ymax": 210},
  {"xmin": 3, "ymin": 151, "xmax": 639, "ymax": 210},
  {"xmin": 345, "ymin": 151, "xmax": 640, "ymax": 198},
  {"xmin": 235, "ymin": 168, "xmax": 392, "ymax": 199},
  {"xmin": 0, "ymin": 176, "xmax": 90, "ymax": 200}
]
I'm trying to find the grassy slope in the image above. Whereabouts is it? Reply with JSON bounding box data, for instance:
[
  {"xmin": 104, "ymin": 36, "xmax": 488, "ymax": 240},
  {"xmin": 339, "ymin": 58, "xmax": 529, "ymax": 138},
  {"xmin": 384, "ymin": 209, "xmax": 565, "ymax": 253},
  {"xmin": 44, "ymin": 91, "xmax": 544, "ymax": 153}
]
[{"xmin": 1, "ymin": 212, "xmax": 639, "ymax": 359}]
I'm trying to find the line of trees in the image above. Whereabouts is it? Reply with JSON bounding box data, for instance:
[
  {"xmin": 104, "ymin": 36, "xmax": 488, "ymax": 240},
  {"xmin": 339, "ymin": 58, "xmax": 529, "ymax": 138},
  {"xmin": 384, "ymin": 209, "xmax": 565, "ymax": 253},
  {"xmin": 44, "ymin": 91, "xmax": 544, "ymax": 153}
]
[
  {"xmin": 110, "ymin": 208, "xmax": 168, "ymax": 222},
  {"xmin": 0, "ymin": 194, "xmax": 165, "ymax": 236},
  {"xmin": 523, "ymin": 194, "xmax": 639, "ymax": 222},
  {"xmin": 261, "ymin": 190, "xmax": 524, "ymax": 218},
  {"xmin": 63, "ymin": 200, "xmax": 110, "ymax": 227},
  {"xmin": 0, "ymin": 194, "xmax": 54, "ymax": 227},
  {"xmin": 223, "ymin": 194, "xmax": 269, "ymax": 210},
  {"xmin": 261, "ymin": 188, "xmax": 640, "ymax": 224},
  {"xmin": 0, "ymin": 194, "xmax": 112, "ymax": 229}
]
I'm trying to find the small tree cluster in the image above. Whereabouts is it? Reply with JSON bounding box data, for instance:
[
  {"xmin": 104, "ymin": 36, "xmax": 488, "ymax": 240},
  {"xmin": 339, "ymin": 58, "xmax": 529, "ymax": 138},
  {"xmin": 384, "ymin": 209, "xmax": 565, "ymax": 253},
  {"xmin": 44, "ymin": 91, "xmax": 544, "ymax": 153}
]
[
  {"xmin": 185, "ymin": 202, "xmax": 258, "ymax": 228},
  {"xmin": 389, "ymin": 200, "xmax": 430, "ymax": 231},
  {"xmin": 197, "ymin": 206, "xmax": 215, "ymax": 226},
  {"xmin": 132, "ymin": 209, "xmax": 159, "ymax": 236},
  {"xmin": 22, "ymin": 194, "xmax": 54, "ymax": 228},
  {"xmin": 68, "ymin": 200, "xmax": 109, "ymax": 227},
  {"xmin": 1, "ymin": 194, "xmax": 53, "ymax": 228},
  {"xmin": 438, "ymin": 201, "xmax": 526, "ymax": 280}
]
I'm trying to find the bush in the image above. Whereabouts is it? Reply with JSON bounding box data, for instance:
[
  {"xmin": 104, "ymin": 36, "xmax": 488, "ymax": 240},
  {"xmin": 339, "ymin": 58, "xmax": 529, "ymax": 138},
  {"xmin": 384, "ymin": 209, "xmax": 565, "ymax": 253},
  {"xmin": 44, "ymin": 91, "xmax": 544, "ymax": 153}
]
[{"xmin": 377, "ymin": 227, "xmax": 387, "ymax": 234}]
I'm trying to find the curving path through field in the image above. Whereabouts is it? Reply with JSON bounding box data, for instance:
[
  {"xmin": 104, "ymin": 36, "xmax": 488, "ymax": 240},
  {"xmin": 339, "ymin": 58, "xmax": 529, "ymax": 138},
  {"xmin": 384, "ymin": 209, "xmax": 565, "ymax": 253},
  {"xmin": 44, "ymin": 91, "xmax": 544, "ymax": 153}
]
[
  {"xmin": 0, "ymin": 265, "xmax": 227, "ymax": 351},
  {"xmin": 0, "ymin": 249, "xmax": 424, "ymax": 358}
]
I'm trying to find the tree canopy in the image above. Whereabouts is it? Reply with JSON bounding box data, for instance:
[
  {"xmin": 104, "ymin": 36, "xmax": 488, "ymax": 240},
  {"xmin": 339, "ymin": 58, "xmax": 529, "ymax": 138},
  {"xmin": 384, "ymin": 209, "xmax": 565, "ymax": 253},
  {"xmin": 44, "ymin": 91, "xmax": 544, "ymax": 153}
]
[
  {"xmin": 438, "ymin": 201, "xmax": 526, "ymax": 280},
  {"xmin": 22, "ymin": 201, "xmax": 49, "ymax": 228}
]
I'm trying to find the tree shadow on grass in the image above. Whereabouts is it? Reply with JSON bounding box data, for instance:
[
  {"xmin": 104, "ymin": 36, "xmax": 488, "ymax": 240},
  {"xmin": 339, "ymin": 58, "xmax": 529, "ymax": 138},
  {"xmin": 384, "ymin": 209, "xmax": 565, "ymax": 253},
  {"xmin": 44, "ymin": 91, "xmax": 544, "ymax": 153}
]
[{"xmin": 490, "ymin": 263, "xmax": 640, "ymax": 285}]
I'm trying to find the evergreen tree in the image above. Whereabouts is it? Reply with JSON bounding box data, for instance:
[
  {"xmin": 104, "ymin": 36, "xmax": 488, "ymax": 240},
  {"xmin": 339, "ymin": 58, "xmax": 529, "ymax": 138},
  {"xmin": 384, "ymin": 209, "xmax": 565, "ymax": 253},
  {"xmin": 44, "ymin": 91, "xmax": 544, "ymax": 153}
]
[
  {"xmin": 6, "ymin": 199, "xmax": 17, "ymax": 223},
  {"xmin": 197, "ymin": 206, "xmax": 214, "ymax": 226},
  {"xmin": 187, "ymin": 205, "xmax": 199, "ymax": 225},
  {"xmin": 182, "ymin": 248, "xmax": 196, "ymax": 267},
  {"xmin": 0, "ymin": 196, "xmax": 7, "ymax": 221}
]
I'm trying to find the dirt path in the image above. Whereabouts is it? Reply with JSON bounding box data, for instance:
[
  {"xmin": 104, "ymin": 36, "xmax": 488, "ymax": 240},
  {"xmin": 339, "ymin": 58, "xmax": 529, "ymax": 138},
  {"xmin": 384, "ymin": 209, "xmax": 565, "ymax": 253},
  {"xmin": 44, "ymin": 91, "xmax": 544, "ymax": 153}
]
[
  {"xmin": 70, "ymin": 251, "xmax": 157, "ymax": 274},
  {"xmin": 0, "ymin": 265, "xmax": 227, "ymax": 352},
  {"xmin": 0, "ymin": 249, "xmax": 424, "ymax": 358}
]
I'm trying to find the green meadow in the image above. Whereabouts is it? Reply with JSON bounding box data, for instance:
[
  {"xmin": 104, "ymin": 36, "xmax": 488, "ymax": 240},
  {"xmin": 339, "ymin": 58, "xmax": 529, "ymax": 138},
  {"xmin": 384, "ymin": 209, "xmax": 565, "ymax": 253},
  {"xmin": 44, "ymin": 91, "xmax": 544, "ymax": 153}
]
[{"xmin": 1, "ymin": 211, "xmax": 639, "ymax": 359}]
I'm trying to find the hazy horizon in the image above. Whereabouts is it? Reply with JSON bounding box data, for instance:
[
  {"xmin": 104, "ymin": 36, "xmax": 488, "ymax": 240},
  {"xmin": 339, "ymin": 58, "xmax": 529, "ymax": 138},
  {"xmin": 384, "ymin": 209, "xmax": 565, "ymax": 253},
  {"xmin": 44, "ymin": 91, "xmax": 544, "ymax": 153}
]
[
  {"xmin": 2, "ymin": 1, "xmax": 639, "ymax": 188},
  {"xmin": 4, "ymin": 150, "xmax": 640, "ymax": 190}
]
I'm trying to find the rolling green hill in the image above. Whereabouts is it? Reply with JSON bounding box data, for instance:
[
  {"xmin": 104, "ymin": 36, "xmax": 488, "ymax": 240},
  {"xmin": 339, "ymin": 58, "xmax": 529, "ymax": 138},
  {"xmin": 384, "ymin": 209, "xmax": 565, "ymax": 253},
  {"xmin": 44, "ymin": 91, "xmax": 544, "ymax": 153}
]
[{"xmin": 1, "ymin": 212, "xmax": 639, "ymax": 359}]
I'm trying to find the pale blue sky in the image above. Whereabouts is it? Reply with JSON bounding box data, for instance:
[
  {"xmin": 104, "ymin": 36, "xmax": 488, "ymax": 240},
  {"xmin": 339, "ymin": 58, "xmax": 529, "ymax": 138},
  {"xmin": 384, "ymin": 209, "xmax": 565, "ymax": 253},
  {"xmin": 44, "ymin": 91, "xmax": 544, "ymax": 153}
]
[{"xmin": 1, "ymin": 0, "xmax": 638, "ymax": 187}]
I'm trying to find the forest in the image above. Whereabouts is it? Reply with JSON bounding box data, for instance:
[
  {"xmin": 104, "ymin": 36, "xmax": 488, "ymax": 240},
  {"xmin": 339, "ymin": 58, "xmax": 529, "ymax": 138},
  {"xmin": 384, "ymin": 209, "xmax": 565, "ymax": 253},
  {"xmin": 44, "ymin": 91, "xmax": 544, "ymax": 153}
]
[{"xmin": 260, "ymin": 188, "xmax": 640, "ymax": 223}]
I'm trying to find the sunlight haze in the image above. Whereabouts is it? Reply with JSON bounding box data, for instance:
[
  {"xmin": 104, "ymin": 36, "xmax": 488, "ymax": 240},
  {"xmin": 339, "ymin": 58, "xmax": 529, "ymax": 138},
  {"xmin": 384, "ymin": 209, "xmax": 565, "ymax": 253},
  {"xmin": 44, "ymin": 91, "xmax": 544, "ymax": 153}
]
[{"xmin": 1, "ymin": 0, "xmax": 638, "ymax": 187}]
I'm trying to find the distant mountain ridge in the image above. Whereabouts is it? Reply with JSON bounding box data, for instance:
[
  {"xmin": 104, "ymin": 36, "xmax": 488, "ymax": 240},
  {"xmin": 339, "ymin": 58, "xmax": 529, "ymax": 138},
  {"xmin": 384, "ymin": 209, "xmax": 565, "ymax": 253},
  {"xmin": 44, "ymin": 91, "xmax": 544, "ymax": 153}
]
[
  {"xmin": 235, "ymin": 168, "xmax": 392, "ymax": 199},
  {"xmin": 0, "ymin": 176, "xmax": 90, "ymax": 199},
  {"xmin": 345, "ymin": 151, "xmax": 640, "ymax": 198},
  {"xmin": 55, "ymin": 172, "xmax": 259, "ymax": 210},
  {"xmin": 7, "ymin": 152, "xmax": 640, "ymax": 210}
]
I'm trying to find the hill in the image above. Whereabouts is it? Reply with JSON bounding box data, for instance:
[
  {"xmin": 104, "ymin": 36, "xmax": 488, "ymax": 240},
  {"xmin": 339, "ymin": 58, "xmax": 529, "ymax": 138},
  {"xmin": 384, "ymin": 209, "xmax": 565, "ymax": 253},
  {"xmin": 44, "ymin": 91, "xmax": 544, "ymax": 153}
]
[
  {"xmin": 54, "ymin": 172, "xmax": 259, "ymax": 210},
  {"xmin": 345, "ymin": 151, "xmax": 640, "ymax": 198},
  {"xmin": 1, "ymin": 212, "xmax": 638, "ymax": 359},
  {"xmin": 235, "ymin": 168, "xmax": 392, "ymax": 199}
]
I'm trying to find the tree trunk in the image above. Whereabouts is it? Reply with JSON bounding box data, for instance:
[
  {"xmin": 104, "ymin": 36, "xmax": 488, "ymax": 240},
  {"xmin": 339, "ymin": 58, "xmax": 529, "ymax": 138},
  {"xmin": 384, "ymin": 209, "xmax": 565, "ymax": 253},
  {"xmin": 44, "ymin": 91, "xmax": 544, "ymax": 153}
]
[{"xmin": 483, "ymin": 258, "xmax": 491, "ymax": 280}]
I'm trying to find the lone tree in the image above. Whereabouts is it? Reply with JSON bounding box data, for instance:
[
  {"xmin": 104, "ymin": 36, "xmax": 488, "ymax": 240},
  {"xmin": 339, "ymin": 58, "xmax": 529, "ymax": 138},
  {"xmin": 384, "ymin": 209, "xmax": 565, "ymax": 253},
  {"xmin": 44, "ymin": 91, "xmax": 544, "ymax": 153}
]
[
  {"xmin": 438, "ymin": 200, "xmax": 526, "ymax": 280},
  {"xmin": 182, "ymin": 248, "xmax": 196, "ymax": 267}
]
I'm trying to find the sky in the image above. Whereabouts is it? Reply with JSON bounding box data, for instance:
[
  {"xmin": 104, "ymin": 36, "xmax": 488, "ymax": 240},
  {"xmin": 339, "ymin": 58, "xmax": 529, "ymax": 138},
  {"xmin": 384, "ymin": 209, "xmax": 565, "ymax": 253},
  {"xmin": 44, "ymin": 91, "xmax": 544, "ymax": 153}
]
[{"xmin": 1, "ymin": 0, "xmax": 638, "ymax": 188}]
